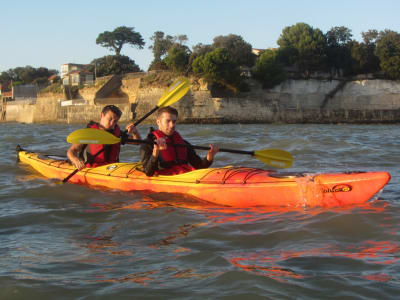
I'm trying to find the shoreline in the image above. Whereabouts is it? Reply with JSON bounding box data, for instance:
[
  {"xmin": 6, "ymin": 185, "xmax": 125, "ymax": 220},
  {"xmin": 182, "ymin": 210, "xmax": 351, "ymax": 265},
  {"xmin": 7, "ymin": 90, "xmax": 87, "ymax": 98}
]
[{"xmin": 3, "ymin": 73, "xmax": 400, "ymax": 124}]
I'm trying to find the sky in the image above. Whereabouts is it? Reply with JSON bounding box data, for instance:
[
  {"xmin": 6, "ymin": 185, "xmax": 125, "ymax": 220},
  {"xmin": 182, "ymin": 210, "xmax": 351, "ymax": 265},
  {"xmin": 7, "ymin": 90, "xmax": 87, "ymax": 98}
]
[{"xmin": 1, "ymin": 0, "xmax": 400, "ymax": 73}]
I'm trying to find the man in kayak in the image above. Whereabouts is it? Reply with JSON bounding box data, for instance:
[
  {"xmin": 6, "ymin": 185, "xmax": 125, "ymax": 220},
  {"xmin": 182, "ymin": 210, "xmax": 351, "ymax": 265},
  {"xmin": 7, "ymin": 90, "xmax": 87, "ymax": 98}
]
[
  {"xmin": 140, "ymin": 106, "xmax": 219, "ymax": 176},
  {"xmin": 67, "ymin": 104, "xmax": 141, "ymax": 170}
]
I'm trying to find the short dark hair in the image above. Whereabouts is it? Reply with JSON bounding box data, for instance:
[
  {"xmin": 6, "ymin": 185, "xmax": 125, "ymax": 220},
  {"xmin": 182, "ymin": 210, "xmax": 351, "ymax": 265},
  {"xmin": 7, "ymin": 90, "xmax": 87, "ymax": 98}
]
[
  {"xmin": 157, "ymin": 106, "xmax": 178, "ymax": 119},
  {"xmin": 102, "ymin": 105, "xmax": 122, "ymax": 118}
]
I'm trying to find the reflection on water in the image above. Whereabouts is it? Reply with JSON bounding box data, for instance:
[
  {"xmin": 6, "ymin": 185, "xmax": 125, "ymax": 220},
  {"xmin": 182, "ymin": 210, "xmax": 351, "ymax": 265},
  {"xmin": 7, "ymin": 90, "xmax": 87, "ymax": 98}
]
[{"xmin": 228, "ymin": 240, "xmax": 399, "ymax": 283}]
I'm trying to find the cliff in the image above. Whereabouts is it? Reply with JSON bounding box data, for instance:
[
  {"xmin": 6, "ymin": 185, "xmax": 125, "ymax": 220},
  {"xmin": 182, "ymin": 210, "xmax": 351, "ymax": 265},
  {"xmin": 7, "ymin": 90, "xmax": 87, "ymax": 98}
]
[{"xmin": 3, "ymin": 72, "xmax": 400, "ymax": 124}]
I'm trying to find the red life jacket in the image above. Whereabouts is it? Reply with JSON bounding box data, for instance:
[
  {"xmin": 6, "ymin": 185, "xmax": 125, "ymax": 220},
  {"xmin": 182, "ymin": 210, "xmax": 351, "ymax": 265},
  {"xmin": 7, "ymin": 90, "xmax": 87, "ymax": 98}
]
[
  {"xmin": 152, "ymin": 129, "xmax": 195, "ymax": 175},
  {"xmin": 85, "ymin": 122, "xmax": 121, "ymax": 167}
]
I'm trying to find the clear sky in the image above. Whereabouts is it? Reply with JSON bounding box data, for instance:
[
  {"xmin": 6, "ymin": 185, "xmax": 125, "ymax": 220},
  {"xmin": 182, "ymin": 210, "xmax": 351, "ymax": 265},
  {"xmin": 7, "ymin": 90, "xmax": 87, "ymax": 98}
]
[{"xmin": 1, "ymin": 0, "xmax": 399, "ymax": 73}]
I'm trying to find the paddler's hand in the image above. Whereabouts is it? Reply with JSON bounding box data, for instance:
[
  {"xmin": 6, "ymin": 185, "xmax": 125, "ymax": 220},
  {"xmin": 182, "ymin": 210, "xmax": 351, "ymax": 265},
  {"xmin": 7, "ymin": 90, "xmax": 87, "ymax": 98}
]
[
  {"xmin": 206, "ymin": 144, "xmax": 219, "ymax": 162},
  {"xmin": 152, "ymin": 137, "xmax": 167, "ymax": 157},
  {"xmin": 70, "ymin": 157, "xmax": 86, "ymax": 170},
  {"xmin": 126, "ymin": 122, "xmax": 141, "ymax": 139}
]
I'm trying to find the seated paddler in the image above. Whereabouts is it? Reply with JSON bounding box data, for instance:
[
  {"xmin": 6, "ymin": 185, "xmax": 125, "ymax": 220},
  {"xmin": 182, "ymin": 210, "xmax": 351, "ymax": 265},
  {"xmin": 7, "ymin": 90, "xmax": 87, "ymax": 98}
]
[
  {"xmin": 140, "ymin": 106, "xmax": 219, "ymax": 176},
  {"xmin": 67, "ymin": 105, "xmax": 141, "ymax": 170}
]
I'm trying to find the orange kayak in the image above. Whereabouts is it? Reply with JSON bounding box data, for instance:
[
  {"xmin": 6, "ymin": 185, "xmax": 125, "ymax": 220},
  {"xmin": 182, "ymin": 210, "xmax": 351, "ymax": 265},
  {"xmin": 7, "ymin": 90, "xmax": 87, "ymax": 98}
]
[{"xmin": 17, "ymin": 148, "xmax": 391, "ymax": 208}]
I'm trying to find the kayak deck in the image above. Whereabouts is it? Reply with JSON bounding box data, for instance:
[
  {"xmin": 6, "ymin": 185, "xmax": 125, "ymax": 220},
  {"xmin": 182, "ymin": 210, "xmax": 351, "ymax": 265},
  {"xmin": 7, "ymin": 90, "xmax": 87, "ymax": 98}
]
[{"xmin": 17, "ymin": 149, "xmax": 391, "ymax": 208}]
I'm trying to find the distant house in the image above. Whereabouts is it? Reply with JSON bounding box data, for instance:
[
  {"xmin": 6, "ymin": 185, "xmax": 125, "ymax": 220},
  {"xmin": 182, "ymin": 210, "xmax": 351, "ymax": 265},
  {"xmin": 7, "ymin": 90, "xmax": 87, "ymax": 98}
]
[
  {"xmin": 0, "ymin": 83, "xmax": 13, "ymax": 101},
  {"xmin": 61, "ymin": 63, "xmax": 94, "ymax": 86},
  {"xmin": 48, "ymin": 74, "xmax": 58, "ymax": 83},
  {"xmin": 62, "ymin": 70, "xmax": 94, "ymax": 86},
  {"xmin": 61, "ymin": 63, "xmax": 89, "ymax": 78}
]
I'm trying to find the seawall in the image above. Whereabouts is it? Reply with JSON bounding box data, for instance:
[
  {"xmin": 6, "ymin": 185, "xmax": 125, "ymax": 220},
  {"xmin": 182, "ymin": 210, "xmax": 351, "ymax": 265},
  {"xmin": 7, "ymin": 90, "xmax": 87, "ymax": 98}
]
[{"xmin": 3, "ymin": 74, "xmax": 400, "ymax": 124}]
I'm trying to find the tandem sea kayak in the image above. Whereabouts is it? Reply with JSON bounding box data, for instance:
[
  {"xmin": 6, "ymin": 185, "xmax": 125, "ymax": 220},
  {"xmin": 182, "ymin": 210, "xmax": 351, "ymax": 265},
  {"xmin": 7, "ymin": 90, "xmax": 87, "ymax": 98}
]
[{"xmin": 17, "ymin": 148, "xmax": 391, "ymax": 208}]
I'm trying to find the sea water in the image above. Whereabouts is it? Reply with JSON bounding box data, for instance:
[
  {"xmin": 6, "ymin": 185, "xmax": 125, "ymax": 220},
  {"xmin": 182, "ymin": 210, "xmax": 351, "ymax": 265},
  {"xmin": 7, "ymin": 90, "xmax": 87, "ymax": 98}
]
[{"xmin": 0, "ymin": 123, "xmax": 399, "ymax": 299}]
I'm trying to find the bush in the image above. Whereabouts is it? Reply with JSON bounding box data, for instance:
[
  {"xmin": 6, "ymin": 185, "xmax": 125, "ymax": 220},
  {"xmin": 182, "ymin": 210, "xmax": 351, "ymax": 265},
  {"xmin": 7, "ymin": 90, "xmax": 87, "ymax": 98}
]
[
  {"xmin": 164, "ymin": 44, "xmax": 190, "ymax": 73},
  {"xmin": 91, "ymin": 55, "xmax": 141, "ymax": 77},
  {"xmin": 252, "ymin": 50, "xmax": 286, "ymax": 88},
  {"xmin": 192, "ymin": 48, "xmax": 245, "ymax": 93}
]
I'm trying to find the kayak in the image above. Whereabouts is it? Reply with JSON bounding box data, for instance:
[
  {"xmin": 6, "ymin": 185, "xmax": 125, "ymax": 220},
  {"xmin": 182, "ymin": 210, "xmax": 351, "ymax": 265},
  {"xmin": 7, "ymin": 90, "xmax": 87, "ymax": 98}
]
[{"xmin": 17, "ymin": 148, "xmax": 391, "ymax": 208}]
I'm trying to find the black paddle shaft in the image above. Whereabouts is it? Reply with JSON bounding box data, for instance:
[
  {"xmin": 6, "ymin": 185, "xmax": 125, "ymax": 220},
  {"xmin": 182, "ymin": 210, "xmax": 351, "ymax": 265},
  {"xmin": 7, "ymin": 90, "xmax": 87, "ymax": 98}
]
[
  {"xmin": 121, "ymin": 106, "xmax": 158, "ymax": 137},
  {"xmin": 125, "ymin": 139, "xmax": 254, "ymax": 156},
  {"xmin": 134, "ymin": 106, "xmax": 158, "ymax": 126},
  {"xmin": 62, "ymin": 148, "xmax": 105, "ymax": 183}
]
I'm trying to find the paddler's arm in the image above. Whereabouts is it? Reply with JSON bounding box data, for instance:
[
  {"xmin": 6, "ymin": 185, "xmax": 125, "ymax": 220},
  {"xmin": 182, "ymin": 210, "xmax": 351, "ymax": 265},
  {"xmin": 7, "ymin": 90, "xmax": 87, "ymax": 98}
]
[
  {"xmin": 140, "ymin": 137, "xmax": 159, "ymax": 176},
  {"xmin": 186, "ymin": 141, "xmax": 219, "ymax": 169},
  {"xmin": 67, "ymin": 143, "xmax": 86, "ymax": 170}
]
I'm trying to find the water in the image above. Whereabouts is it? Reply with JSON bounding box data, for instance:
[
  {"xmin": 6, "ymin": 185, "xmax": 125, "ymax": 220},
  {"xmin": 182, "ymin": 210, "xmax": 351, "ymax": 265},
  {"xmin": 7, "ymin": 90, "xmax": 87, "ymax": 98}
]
[{"xmin": 0, "ymin": 123, "xmax": 399, "ymax": 299}]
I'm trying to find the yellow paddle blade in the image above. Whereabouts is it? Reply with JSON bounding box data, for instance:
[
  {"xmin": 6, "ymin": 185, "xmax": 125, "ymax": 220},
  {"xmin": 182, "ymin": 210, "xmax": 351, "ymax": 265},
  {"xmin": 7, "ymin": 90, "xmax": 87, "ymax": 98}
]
[
  {"xmin": 158, "ymin": 77, "xmax": 190, "ymax": 107},
  {"xmin": 66, "ymin": 128, "xmax": 121, "ymax": 145},
  {"xmin": 254, "ymin": 149, "xmax": 293, "ymax": 168}
]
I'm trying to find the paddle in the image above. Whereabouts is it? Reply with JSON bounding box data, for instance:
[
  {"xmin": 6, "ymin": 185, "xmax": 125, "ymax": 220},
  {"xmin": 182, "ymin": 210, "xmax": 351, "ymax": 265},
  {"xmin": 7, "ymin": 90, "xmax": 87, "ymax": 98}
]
[
  {"xmin": 67, "ymin": 128, "xmax": 294, "ymax": 168},
  {"xmin": 63, "ymin": 77, "xmax": 190, "ymax": 183}
]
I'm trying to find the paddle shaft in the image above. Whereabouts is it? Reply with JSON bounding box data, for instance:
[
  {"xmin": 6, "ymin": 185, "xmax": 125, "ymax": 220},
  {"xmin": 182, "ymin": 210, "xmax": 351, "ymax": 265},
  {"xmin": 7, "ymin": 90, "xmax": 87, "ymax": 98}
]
[
  {"xmin": 134, "ymin": 106, "xmax": 158, "ymax": 126},
  {"xmin": 125, "ymin": 138, "xmax": 253, "ymax": 155},
  {"xmin": 62, "ymin": 148, "xmax": 105, "ymax": 183}
]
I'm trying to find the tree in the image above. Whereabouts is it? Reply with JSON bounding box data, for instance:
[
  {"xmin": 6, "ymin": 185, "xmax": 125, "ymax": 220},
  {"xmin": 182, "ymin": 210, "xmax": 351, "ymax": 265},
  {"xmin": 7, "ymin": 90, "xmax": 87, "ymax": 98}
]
[
  {"xmin": 192, "ymin": 43, "xmax": 214, "ymax": 57},
  {"xmin": 252, "ymin": 49, "xmax": 286, "ymax": 88},
  {"xmin": 277, "ymin": 23, "xmax": 327, "ymax": 73},
  {"xmin": 0, "ymin": 66, "xmax": 57, "ymax": 86},
  {"xmin": 96, "ymin": 26, "xmax": 145, "ymax": 56},
  {"xmin": 326, "ymin": 26, "xmax": 353, "ymax": 47},
  {"xmin": 362, "ymin": 29, "xmax": 379, "ymax": 44},
  {"xmin": 347, "ymin": 40, "xmax": 380, "ymax": 75},
  {"xmin": 173, "ymin": 34, "xmax": 188, "ymax": 45},
  {"xmin": 149, "ymin": 31, "xmax": 174, "ymax": 62},
  {"xmin": 148, "ymin": 32, "xmax": 189, "ymax": 71},
  {"xmin": 192, "ymin": 48, "xmax": 244, "ymax": 92},
  {"xmin": 91, "ymin": 55, "xmax": 141, "ymax": 77},
  {"xmin": 212, "ymin": 34, "xmax": 255, "ymax": 67},
  {"xmin": 375, "ymin": 30, "xmax": 400, "ymax": 79},
  {"xmin": 325, "ymin": 26, "xmax": 353, "ymax": 74},
  {"xmin": 164, "ymin": 44, "xmax": 191, "ymax": 73},
  {"xmin": 188, "ymin": 43, "xmax": 214, "ymax": 73}
]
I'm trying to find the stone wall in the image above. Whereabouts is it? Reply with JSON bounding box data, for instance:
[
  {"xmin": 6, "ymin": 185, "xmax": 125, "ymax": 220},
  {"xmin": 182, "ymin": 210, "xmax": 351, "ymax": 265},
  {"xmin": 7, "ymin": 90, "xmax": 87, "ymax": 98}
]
[{"xmin": 4, "ymin": 75, "xmax": 400, "ymax": 124}]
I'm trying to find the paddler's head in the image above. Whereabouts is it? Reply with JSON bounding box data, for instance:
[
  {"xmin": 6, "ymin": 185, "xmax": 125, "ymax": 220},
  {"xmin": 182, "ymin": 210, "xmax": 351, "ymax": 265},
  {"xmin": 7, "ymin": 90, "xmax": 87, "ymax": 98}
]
[
  {"xmin": 156, "ymin": 106, "xmax": 178, "ymax": 136},
  {"xmin": 99, "ymin": 105, "xmax": 122, "ymax": 130}
]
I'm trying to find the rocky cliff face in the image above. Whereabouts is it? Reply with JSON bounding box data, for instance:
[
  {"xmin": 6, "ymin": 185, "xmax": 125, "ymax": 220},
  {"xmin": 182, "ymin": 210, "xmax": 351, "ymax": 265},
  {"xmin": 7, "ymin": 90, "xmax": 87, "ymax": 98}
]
[{"xmin": 4, "ymin": 74, "xmax": 400, "ymax": 124}]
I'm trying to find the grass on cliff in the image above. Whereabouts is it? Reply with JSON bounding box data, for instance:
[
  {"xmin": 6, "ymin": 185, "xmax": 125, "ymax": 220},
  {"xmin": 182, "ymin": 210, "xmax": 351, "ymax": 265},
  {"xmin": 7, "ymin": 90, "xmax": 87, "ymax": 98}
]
[
  {"xmin": 39, "ymin": 83, "xmax": 63, "ymax": 94},
  {"xmin": 140, "ymin": 71, "xmax": 182, "ymax": 88}
]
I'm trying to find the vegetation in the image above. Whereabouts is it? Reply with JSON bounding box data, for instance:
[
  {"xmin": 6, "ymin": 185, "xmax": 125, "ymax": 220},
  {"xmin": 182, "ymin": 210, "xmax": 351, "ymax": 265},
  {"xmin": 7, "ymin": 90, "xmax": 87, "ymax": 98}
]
[
  {"xmin": 164, "ymin": 44, "xmax": 191, "ymax": 73},
  {"xmin": 96, "ymin": 26, "xmax": 145, "ymax": 56},
  {"xmin": 212, "ymin": 34, "xmax": 255, "ymax": 67},
  {"xmin": 39, "ymin": 82, "xmax": 63, "ymax": 94},
  {"xmin": 192, "ymin": 48, "xmax": 246, "ymax": 93},
  {"xmin": 252, "ymin": 49, "xmax": 286, "ymax": 88},
  {"xmin": 0, "ymin": 66, "xmax": 58, "ymax": 87},
  {"xmin": 4, "ymin": 23, "xmax": 400, "ymax": 95},
  {"xmin": 277, "ymin": 23, "xmax": 327, "ymax": 73},
  {"xmin": 148, "ymin": 31, "xmax": 189, "ymax": 71},
  {"xmin": 90, "ymin": 55, "xmax": 141, "ymax": 77},
  {"xmin": 375, "ymin": 30, "xmax": 400, "ymax": 79},
  {"xmin": 140, "ymin": 71, "xmax": 178, "ymax": 88}
]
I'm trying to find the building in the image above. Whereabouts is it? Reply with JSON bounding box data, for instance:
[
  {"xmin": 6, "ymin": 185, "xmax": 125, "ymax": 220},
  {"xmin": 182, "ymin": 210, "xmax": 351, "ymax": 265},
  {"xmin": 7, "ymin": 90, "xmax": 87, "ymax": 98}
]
[
  {"xmin": 0, "ymin": 83, "xmax": 13, "ymax": 101},
  {"xmin": 13, "ymin": 84, "xmax": 38, "ymax": 100},
  {"xmin": 61, "ymin": 63, "xmax": 89, "ymax": 78},
  {"xmin": 62, "ymin": 70, "xmax": 94, "ymax": 86},
  {"xmin": 61, "ymin": 63, "xmax": 94, "ymax": 86}
]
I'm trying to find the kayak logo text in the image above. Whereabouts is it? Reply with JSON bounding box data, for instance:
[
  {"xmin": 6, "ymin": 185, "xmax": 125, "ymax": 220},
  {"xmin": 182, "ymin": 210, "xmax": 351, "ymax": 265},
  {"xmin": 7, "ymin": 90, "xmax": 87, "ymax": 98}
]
[{"xmin": 323, "ymin": 184, "xmax": 352, "ymax": 193}]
